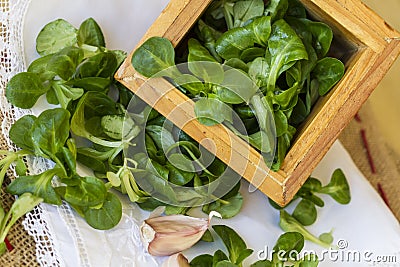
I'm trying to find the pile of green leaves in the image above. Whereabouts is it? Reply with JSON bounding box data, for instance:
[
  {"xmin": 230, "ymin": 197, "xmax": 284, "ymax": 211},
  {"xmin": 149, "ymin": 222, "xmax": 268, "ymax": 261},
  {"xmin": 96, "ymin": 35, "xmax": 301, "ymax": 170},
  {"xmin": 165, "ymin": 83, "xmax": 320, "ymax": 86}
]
[
  {"xmin": 276, "ymin": 169, "xmax": 351, "ymax": 249},
  {"xmin": 189, "ymin": 169, "xmax": 351, "ymax": 266},
  {"xmin": 3, "ymin": 18, "xmax": 128, "ymax": 232},
  {"xmin": 191, "ymin": 225, "xmax": 318, "ymax": 267},
  {"xmin": 2, "ymin": 17, "xmax": 245, "ymax": 248},
  {"xmin": 131, "ymin": 0, "xmax": 345, "ymax": 170}
]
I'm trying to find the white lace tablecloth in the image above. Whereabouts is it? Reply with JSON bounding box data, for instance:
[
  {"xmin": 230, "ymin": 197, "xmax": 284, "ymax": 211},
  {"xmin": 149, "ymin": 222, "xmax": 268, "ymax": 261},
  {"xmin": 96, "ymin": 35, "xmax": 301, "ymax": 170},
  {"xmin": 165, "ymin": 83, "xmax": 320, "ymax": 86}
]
[{"xmin": 1, "ymin": 1, "xmax": 400, "ymax": 266}]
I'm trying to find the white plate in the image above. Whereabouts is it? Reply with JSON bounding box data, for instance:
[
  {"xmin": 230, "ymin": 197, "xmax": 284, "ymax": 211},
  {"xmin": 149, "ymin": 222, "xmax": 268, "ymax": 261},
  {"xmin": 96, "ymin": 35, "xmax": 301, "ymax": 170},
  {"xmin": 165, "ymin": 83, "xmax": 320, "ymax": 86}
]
[{"xmin": 22, "ymin": 1, "xmax": 400, "ymax": 266}]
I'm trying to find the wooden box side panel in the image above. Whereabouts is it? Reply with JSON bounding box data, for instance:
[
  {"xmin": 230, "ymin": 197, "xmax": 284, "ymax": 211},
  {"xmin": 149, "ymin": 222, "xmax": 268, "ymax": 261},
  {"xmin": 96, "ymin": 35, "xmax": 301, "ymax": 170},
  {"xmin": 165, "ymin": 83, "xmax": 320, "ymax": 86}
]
[{"xmin": 301, "ymin": 0, "xmax": 400, "ymax": 52}]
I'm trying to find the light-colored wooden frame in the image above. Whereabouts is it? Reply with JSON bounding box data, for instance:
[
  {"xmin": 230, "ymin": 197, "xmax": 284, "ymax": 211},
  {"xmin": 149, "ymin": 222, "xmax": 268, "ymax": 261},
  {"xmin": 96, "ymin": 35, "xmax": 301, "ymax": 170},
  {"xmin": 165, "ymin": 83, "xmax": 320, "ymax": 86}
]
[{"xmin": 115, "ymin": 0, "xmax": 400, "ymax": 206}]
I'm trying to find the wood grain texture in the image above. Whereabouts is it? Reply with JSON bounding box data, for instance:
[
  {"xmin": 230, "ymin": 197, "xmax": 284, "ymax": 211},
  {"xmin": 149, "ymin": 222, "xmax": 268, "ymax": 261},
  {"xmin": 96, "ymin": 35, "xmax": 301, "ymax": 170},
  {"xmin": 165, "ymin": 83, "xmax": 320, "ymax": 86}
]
[{"xmin": 116, "ymin": 0, "xmax": 400, "ymax": 205}]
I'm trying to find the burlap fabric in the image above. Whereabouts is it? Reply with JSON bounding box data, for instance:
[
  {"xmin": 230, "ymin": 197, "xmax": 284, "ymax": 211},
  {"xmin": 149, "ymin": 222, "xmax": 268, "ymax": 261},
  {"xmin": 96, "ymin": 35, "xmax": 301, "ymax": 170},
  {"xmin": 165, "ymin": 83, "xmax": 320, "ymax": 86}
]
[
  {"xmin": 339, "ymin": 101, "xmax": 400, "ymax": 221},
  {"xmin": 0, "ymin": 131, "xmax": 39, "ymax": 266}
]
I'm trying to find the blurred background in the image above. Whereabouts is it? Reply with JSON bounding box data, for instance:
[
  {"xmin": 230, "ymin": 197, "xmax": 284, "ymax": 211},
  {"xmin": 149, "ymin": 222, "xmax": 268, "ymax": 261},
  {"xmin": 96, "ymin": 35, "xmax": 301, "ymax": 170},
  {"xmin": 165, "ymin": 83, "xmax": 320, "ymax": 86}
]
[{"xmin": 362, "ymin": 0, "xmax": 400, "ymax": 156}]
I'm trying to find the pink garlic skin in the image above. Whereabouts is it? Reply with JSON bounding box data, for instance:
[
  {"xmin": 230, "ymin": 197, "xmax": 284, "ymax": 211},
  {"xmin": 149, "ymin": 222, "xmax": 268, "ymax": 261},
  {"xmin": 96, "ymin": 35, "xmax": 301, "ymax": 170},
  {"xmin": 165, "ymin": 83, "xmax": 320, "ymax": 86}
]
[{"xmin": 140, "ymin": 214, "xmax": 209, "ymax": 256}]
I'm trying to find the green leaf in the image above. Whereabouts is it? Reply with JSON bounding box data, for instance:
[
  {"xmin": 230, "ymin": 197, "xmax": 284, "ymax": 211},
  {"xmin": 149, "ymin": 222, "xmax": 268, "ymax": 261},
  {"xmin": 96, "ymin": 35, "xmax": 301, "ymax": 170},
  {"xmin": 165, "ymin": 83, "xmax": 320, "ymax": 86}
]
[
  {"xmin": 9, "ymin": 115, "xmax": 36, "ymax": 151},
  {"xmin": 299, "ymin": 254, "xmax": 319, "ymax": 267},
  {"xmin": 274, "ymin": 110, "xmax": 288, "ymax": 137},
  {"xmin": 265, "ymin": 0, "xmax": 289, "ymax": 22},
  {"xmin": 76, "ymin": 148, "xmax": 107, "ymax": 172},
  {"xmin": 47, "ymin": 46, "xmax": 84, "ymax": 80},
  {"xmin": 138, "ymin": 170, "xmax": 178, "ymax": 203},
  {"xmin": 77, "ymin": 18, "xmax": 105, "ymax": 47},
  {"xmin": 249, "ymin": 96, "xmax": 275, "ymax": 155},
  {"xmin": 187, "ymin": 41, "xmax": 224, "ymax": 84},
  {"xmin": 201, "ymin": 229, "xmax": 214, "ymax": 242},
  {"xmin": 248, "ymin": 131, "xmax": 273, "ymax": 153},
  {"xmin": 213, "ymin": 249, "xmax": 229, "ymax": 265},
  {"xmin": 215, "ymin": 261, "xmax": 239, "ymax": 267},
  {"xmin": 236, "ymin": 248, "xmax": 254, "ymax": 265},
  {"xmin": 60, "ymin": 146, "xmax": 76, "ymax": 177},
  {"xmin": 190, "ymin": 254, "xmax": 213, "ymax": 267},
  {"xmin": 318, "ymin": 168, "xmax": 351, "ymax": 204},
  {"xmin": 245, "ymin": 16, "xmax": 272, "ymax": 47},
  {"xmin": 212, "ymin": 224, "xmax": 248, "ymax": 264},
  {"xmin": 300, "ymin": 177, "xmax": 322, "ymax": 192},
  {"xmin": 194, "ymin": 97, "xmax": 232, "ymax": 126},
  {"xmin": 144, "ymin": 133, "xmax": 166, "ymax": 164},
  {"xmin": 71, "ymin": 92, "xmax": 122, "ymax": 148},
  {"xmin": 70, "ymin": 77, "xmax": 111, "ymax": 92},
  {"xmin": 46, "ymin": 87, "xmax": 59, "ymax": 105},
  {"xmin": 292, "ymin": 199, "xmax": 317, "ymax": 226},
  {"xmin": 14, "ymin": 158, "xmax": 27, "ymax": 176},
  {"xmin": 137, "ymin": 197, "xmax": 165, "ymax": 211},
  {"xmin": 267, "ymin": 19, "xmax": 308, "ymax": 92},
  {"xmin": 31, "ymin": 108, "xmax": 70, "ymax": 158},
  {"xmin": 319, "ymin": 231, "xmax": 334, "ymax": 245},
  {"xmin": 279, "ymin": 210, "xmax": 331, "ymax": 248},
  {"xmin": 240, "ymin": 47, "xmax": 266, "ymax": 63},
  {"xmin": 203, "ymin": 193, "xmax": 243, "ymax": 219},
  {"xmin": 285, "ymin": 19, "xmax": 320, "ymax": 84},
  {"xmin": 233, "ymin": 0, "xmax": 264, "ymax": 28},
  {"xmin": 289, "ymin": 98, "xmax": 308, "ymax": 125},
  {"xmin": 248, "ymin": 57, "xmax": 270, "ymax": 87},
  {"xmin": 27, "ymin": 54, "xmax": 57, "ymax": 81},
  {"xmin": 290, "ymin": 18, "xmax": 333, "ymax": 59},
  {"xmin": 51, "ymin": 82, "xmax": 84, "ymax": 109},
  {"xmin": 218, "ymin": 68, "xmax": 258, "ymax": 104},
  {"xmin": 5, "ymin": 72, "xmax": 49, "ymax": 109},
  {"xmin": 173, "ymin": 74, "xmax": 205, "ymax": 95},
  {"xmin": 147, "ymin": 159, "xmax": 169, "ymax": 181},
  {"xmin": 7, "ymin": 170, "xmax": 62, "ymax": 205},
  {"xmin": 111, "ymin": 49, "xmax": 128, "ymax": 67},
  {"xmin": 197, "ymin": 19, "xmax": 223, "ymax": 62},
  {"xmin": 83, "ymin": 192, "xmax": 122, "ymax": 230},
  {"xmin": 9, "ymin": 193, "xmax": 43, "ymax": 222},
  {"xmin": 131, "ymin": 37, "xmax": 178, "ymax": 78},
  {"xmin": 273, "ymin": 83, "xmax": 300, "ymax": 110},
  {"xmin": 76, "ymin": 52, "xmax": 118, "ymax": 78},
  {"xmin": 165, "ymin": 161, "xmax": 195, "ymax": 186},
  {"xmin": 36, "ymin": 19, "xmax": 77, "ymax": 56},
  {"xmin": 0, "ymin": 193, "xmax": 43, "ymax": 242},
  {"xmin": 273, "ymin": 232, "xmax": 304, "ymax": 261},
  {"xmin": 146, "ymin": 124, "xmax": 176, "ymax": 152},
  {"xmin": 101, "ymin": 114, "xmax": 140, "ymax": 140},
  {"xmin": 286, "ymin": 0, "xmax": 307, "ymax": 18},
  {"xmin": 312, "ymin": 57, "xmax": 345, "ymax": 96},
  {"xmin": 224, "ymin": 58, "xmax": 249, "ymax": 72},
  {"xmin": 188, "ymin": 38, "xmax": 218, "ymax": 63},
  {"xmin": 250, "ymin": 260, "xmax": 272, "ymax": 267},
  {"xmin": 216, "ymin": 27, "xmax": 254, "ymax": 60},
  {"xmin": 57, "ymin": 176, "xmax": 107, "ymax": 207}
]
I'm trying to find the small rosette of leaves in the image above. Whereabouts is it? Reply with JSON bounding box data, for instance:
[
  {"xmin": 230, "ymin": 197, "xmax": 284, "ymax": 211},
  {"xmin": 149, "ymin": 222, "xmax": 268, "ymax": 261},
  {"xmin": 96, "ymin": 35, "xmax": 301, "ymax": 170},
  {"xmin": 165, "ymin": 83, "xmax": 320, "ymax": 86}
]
[{"xmin": 6, "ymin": 18, "xmax": 126, "ymax": 110}]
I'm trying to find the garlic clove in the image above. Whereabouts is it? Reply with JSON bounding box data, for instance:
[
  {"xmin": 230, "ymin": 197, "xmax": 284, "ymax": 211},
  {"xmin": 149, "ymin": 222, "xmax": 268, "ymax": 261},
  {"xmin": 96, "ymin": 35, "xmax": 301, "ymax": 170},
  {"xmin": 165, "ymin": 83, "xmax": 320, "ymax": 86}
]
[
  {"xmin": 141, "ymin": 214, "xmax": 207, "ymax": 256},
  {"xmin": 140, "ymin": 212, "xmax": 221, "ymax": 256},
  {"xmin": 162, "ymin": 253, "xmax": 190, "ymax": 267}
]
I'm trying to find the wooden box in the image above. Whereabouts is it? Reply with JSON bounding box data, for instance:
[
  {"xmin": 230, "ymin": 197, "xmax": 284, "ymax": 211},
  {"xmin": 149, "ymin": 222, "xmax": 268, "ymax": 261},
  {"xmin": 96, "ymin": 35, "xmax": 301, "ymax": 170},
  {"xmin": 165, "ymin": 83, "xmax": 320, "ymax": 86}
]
[{"xmin": 115, "ymin": 0, "xmax": 400, "ymax": 206}]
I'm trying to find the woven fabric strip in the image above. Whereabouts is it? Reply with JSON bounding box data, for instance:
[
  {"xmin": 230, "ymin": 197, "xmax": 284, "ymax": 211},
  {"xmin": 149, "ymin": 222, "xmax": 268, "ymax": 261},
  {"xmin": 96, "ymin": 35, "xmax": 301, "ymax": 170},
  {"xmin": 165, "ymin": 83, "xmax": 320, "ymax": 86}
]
[{"xmin": 339, "ymin": 101, "xmax": 400, "ymax": 221}]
